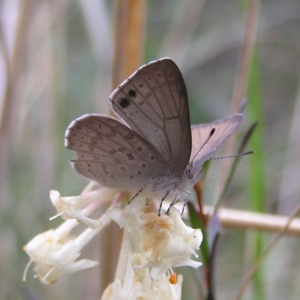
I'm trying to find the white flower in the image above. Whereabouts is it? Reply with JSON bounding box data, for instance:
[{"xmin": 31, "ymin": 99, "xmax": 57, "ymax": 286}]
[
  {"xmin": 24, "ymin": 186, "xmax": 203, "ymax": 298},
  {"xmin": 23, "ymin": 209, "xmax": 111, "ymax": 284},
  {"xmin": 108, "ymin": 197, "xmax": 203, "ymax": 280},
  {"xmin": 100, "ymin": 238, "xmax": 183, "ymax": 300},
  {"xmin": 50, "ymin": 188, "xmax": 117, "ymax": 227},
  {"xmin": 101, "ymin": 271, "xmax": 183, "ymax": 300}
]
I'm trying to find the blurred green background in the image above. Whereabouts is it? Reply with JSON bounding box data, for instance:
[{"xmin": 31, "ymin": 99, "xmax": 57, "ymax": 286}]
[{"xmin": 1, "ymin": 0, "xmax": 300, "ymax": 299}]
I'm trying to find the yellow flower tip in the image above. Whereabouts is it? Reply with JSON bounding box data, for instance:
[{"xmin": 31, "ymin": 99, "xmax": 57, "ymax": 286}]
[{"xmin": 169, "ymin": 272, "xmax": 177, "ymax": 284}]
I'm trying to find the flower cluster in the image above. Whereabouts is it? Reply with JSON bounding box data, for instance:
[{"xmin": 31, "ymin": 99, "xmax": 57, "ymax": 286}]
[
  {"xmin": 109, "ymin": 198, "xmax": 202, "ymax": 280},
  {"xmin": 24, "ymin": 188, "xmax": 203, "ymax": 298}
]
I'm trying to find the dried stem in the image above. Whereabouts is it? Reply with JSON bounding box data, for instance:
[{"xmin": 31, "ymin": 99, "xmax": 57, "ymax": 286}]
[
  {"xmin": 0, "ymin": 0, "xmax": 31, "ymax": 198},
  {"xmin": 217, "ymin": 0, "xmax": 260, "ymax": 206},
  {"xmin": 111, "ymin": 0, "xmax": 145, "ymax": 95},
  {"xmin": 204, "ymin": 206, "xmax": 300, "ymax": 236},
  {"xmin": 99, "ymin": 0, "xmax": 146, "ymax": 294}
]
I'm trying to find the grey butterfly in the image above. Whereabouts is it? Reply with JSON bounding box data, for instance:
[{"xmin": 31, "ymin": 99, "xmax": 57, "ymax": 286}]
[{"xmin": 65, "ymin": 58, "xmax": 243, "ymax": 213}]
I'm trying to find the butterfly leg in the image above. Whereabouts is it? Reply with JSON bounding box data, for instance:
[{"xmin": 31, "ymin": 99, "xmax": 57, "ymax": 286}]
[
  {"xmin": 165, "ymin": 192, "xmax": 178, "ymax": 215},
  {"xmin": 158, "ymin": 190, "xmax": 171, "ymax": 216},
  {"xmin": 181, "ymin": 190, "xmax": 191, "ymax": 215}
]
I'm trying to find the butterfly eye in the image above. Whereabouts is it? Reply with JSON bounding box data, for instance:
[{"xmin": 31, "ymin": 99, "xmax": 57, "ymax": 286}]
[{"xmin": 185, "ymin": 165, "xmax": 194, "ymax": 180}]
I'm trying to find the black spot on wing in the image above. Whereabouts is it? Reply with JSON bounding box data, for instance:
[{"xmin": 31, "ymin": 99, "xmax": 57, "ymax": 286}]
[
  {"xmin": 119, "ymin": 97, "xmax": 130, "ymax": 108},
  {"xmin": 128, "ymin": 89, "xmax": 137, "ymax": 97}
]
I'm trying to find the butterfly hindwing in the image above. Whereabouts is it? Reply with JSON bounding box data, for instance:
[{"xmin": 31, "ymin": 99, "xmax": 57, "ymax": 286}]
[
  {"xmin": 65, "ymin": 114, "xmax": 168, "ymax": 189},
  {"xmin": 190, "ymin": 114, "xmax": 243, "ymax": 167}
]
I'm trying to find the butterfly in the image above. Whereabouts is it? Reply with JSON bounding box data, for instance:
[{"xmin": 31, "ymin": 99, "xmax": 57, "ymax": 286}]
[{"xmin": 65, "ymin": 58, "xmax": 243, "ymax": 214}]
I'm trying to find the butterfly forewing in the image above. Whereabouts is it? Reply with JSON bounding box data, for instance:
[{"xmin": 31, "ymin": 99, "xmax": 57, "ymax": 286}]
[
  {"xmin": 190, "ymin": 114, "xmax": 243, "ymax": 167},
  {"xmin": 65, "ymin": 114, "xmax": 168, "ymax": 189},
  {"xmin": 109, "ymin": 58, "xmax": 191, "ymax": 176}
]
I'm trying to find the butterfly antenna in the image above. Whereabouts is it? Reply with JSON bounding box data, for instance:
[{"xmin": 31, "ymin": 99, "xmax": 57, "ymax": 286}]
[
  {"xmin": 191, "ymin": 128, "xmax": 216, "ymax": 166},
  {"xmin": 199, "ymin": 150, "xmax": 254, "ymax": 165},
  {"xmin": 129, "ymin": 182, "xmax": 148, "ymax": 204}
]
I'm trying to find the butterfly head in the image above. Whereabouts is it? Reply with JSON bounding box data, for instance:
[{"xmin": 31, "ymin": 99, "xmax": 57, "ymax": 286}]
[
  {"xmin": 182, "ymin": 127, "xmax": 216, "ymax": 184},
  {"xmin": 183, "ymin": 162, "xmax": 204, "ymax": 187},
  {"xmin": 185, "ymin": 164, "xmax": 194, "ymax": 180}
]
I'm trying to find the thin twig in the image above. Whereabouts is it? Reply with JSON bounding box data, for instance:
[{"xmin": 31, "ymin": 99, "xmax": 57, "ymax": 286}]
[{"xmin": 232, "ymin": 202, "xmax": 300, "ymax": 300}]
